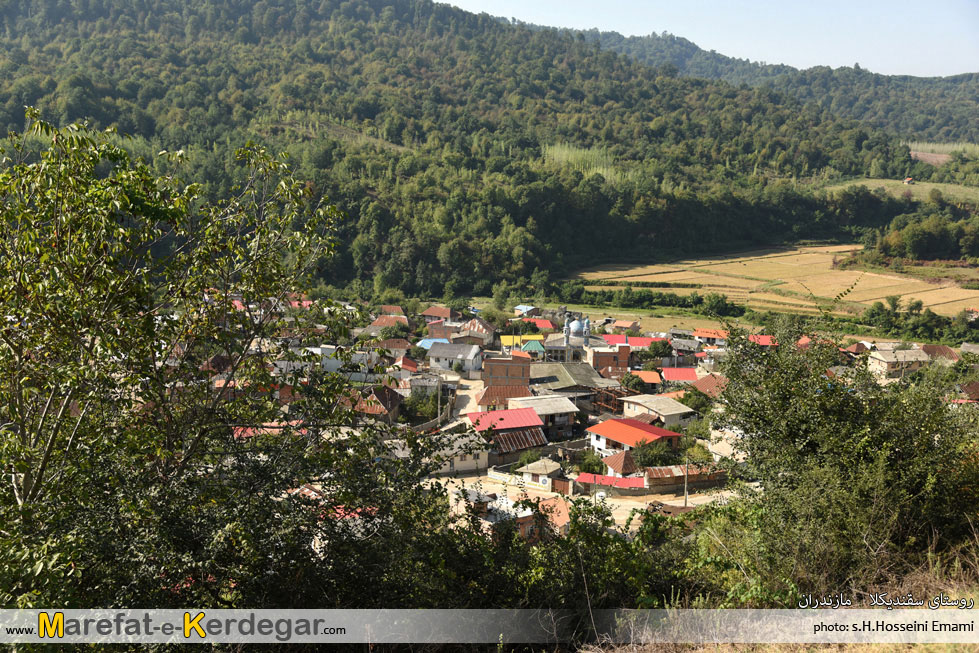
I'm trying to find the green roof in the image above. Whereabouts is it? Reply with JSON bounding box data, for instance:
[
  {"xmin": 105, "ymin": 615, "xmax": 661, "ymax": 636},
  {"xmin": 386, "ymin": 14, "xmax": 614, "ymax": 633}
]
[{"xmin": 522, "ymin": 340, "xmax": 545, "ymax": 352}]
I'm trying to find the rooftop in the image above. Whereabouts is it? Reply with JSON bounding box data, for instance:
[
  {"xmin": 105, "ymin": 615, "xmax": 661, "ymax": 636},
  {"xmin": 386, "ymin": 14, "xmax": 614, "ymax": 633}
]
[
  {"xmin": 467, "ymin": 407, "xmax": 544, "ymax": 432},
  {"xmin": 587, "ymin": 418, "xmax": 683, "ymax": 448},
  {"xmin": 621, "ymin": 394, "xmax": 696, "ymax": 416}
]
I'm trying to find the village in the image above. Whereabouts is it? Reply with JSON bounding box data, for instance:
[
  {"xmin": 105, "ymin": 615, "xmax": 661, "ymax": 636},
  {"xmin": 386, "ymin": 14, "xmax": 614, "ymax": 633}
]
[{"xmin": 218, "ymin": 294, "xmax": 979, "ymax": 539}]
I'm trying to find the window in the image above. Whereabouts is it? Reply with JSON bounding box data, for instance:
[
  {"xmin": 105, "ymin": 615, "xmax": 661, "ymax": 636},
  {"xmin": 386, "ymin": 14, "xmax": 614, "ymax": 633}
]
[
  {"xmin": 459, "ymin": 454, "xmax": 467, "ymax": 462},
  {"xmin": 531, "ymin": 473, "xmax": 540, "ymax": 483}
]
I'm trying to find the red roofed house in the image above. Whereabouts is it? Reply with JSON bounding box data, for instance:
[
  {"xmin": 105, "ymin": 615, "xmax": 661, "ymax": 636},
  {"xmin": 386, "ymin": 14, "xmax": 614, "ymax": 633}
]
[
  {"xmin": 690, "ymin": 373, "xmax": 728, "ymax": 399},
  {"xmin": 466, "ymin": 407, "xmax": 548, "ymax": 462},
  {"xmin": 921, "ymin": 344, "xmax": 960, "ymax": 365},
  {"xmin": 611, "ymin": 319, "xmax": 640, "ymax": 334},
  {"xmin": 601, "ymin": 334, "xmax": 628, "ymax": 346},
  {"xmin": 342, "ymin": 384, "xmax": 403, "ymax": 423},
  {"xmin": 661, "ymin": 367, "xmax": 700, "ymax": 384},
  {"xmin": 380, "ymin": 304, "xmax": 405, "ymax": 316},
  {"xmin": 692, "ymin": 329, "xmax": 729, "ymax": 346},
  {"xmin": 375, "ymin": 338, "xmax": 412, "ymax": 358},
  {"xmin": 586, "ymin": 418, "xmax": 682, "ymax": 457},
  {"xmin": 603, "ymin": 450, "xmax": 640, "ymax": 477},
  {"xmin": 748, "ymin": 334, "xmax": 778, "ymax": 347},
  {"xmin": 394, "ymin": 356, "xmax": 419, "ymax": 373},
  {"xmin": 522, "ymin": 317, "xmax": 556, "ymax": 330},
  {"xmin": 369, "ymin": 314, "xmax": 409, "ymax": 329},
  {"xmin": 421, "ymin": 305, "xmax": 460, "ymax": 324},
  {"xmin": 475, "ymin": 384, "xmax": 532, "ymax": 411}
]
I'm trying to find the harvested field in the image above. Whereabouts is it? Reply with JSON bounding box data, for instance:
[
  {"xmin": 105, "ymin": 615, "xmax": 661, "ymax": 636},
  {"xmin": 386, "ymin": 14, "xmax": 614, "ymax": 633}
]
[{"xmin": 572, "ymin": 244, "xmax": 979, "ymax": 317}]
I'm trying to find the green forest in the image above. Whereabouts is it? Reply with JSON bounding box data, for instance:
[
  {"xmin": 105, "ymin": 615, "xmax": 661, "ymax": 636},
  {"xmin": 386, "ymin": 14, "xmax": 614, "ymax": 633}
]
[
  {"xmin": 0, "ymin": 0, "xmax": 976, "ymax": 302},
  {"xmin": 587, "ymin": 29, "xmax": 979, "ymax": 142}
]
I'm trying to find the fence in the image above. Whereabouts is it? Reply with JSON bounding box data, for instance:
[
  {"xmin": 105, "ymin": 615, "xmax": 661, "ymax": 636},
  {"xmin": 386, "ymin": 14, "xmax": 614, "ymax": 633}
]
[{"xmin": 411, "ymin": 396, "xmax": 456, "ymax": 433}]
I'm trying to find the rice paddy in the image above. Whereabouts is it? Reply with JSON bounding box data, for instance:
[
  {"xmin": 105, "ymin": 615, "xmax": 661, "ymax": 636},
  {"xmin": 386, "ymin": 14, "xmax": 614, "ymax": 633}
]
[{"xmin": 573, "ymin": 244, "xmax": 979, "ymax": 317}]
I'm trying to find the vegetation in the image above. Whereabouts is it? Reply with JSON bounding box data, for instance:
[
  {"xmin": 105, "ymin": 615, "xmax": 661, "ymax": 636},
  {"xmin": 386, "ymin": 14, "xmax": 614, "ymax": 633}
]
[
  {"xmin": 0, "ymin": 0, "xmax": 967, "ymax": 303},
  {"xmin": 586, "ymin": 29, "xmax": 979, "ymax": 142}
]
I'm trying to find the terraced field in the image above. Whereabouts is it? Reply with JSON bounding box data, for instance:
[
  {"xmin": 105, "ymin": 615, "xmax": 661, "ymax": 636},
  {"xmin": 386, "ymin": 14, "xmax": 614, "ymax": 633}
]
[{"xmin": 574, "ymin": 245, "xmax": 979, "ymax": 317}]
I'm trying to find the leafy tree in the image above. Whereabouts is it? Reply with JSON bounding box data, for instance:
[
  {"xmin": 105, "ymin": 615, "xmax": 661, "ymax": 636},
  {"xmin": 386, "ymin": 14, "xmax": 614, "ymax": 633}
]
[
  {"xmin": 695, "ymin": 325, "xmax": 979, "ymax": 604},
  {"xmin": 620, "ymin": 372, "xmax": 644, "ymax": 392},
  {"xmin": 578, "ymin": 449, "xmax": 605, "ymax": 475}
]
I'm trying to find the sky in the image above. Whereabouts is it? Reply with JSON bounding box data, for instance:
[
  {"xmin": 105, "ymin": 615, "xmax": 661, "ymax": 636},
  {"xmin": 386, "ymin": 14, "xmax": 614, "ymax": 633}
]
[{"xmin": 442, "ymin": 0, "xmax": 979, "ymax": 77}]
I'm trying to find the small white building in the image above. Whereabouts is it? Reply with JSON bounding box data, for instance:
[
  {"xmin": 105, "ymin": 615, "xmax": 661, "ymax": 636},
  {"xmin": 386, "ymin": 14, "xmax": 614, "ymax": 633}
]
[{"xmin": 427, "ymin": 343, "xmax": 483, "ymax": 372}]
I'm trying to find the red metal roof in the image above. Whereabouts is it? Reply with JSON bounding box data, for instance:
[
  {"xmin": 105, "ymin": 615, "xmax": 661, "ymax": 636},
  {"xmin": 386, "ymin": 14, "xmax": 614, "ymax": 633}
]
[
  {"xmin": 370, "ymin": 314, "xmax": 409, "ymax": 328},
  {"xmin": 661, "ymin": 367, "xmax": 699, "ymax": 382},
  {"xmin": 692, "ymin": 328, "xmax": 729, "ymax": 340},
  {"xmin": 626, "ymin": 337, "xmax": 665, "ymax": 348},
  {"xmin": 602, "ymin": 334, "xmax": 628, "ymax": 345},
  {"xmin": 586, "ymin": 418, "xmax": 683, "ymax": 448},
  {"xmin": 522, "ymin": 317, "xmax": 555, "ymax": 330},
  {"xmin": 749, "ymin": 334, "xmax": 778, "ymax": 346},
  {"xmin": 467, "ymin": 407, "xmax": 544, "ymax": 432},
  {"xmin": 633, "ymin": 370, "xmax": 661, "ymax": 384},
  {"xmin": 603, "ymin": 450, "xmax": 639, "ymax": 475},
  {"xmin": 575, "ymin": 473, "xmax": 646, "ymax": 489}
]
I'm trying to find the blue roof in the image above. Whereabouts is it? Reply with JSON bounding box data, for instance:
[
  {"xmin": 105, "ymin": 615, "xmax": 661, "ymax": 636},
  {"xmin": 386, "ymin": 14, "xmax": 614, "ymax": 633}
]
[
  {"xmin": 514, "ymin": 304, "xmax": 535, "ymax": 312},
  {"xmin": 417, "ymin": 338, "xmax": 450, "ymax": 350}
]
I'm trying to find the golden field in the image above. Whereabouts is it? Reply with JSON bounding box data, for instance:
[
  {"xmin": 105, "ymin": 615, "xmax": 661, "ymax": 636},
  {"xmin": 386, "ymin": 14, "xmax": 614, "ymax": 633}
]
[{"xmin": 573, "ymin": 245, "xmax": 979, "ymax": 317}]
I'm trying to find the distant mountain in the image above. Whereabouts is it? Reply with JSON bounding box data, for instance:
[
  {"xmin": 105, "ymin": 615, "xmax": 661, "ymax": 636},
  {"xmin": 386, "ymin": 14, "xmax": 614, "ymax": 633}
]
[
  {"xmin": 0, "ymin": 0, "xmax": 971, "ymax": 297},
  {"xmin": 584, "ymin": 30, "xmax": 979, "ymax": 142}
]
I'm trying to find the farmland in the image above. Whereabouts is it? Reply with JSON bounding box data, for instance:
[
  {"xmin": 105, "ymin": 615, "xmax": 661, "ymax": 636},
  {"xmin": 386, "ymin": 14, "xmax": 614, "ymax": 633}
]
[
  {"xmin": 574, "ymin": 245, "xmax": 979, "ymax": 318},
  {"xmin": 823, "ymin": 178, "xmax": 979, "ymax": 205}
]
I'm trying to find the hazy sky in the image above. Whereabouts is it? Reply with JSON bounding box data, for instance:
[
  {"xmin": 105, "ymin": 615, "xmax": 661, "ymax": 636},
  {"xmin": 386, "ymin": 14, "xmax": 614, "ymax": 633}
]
[{"xmin": 442, "ymin": 0, "xmax": 979, "ymax": 77}]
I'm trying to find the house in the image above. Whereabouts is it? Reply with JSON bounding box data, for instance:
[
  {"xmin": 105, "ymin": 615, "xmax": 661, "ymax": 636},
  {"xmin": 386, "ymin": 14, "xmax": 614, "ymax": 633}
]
[
  {"xmin": 668, "ymin": 328, "xmax": 694, "ymax": 340},
  {"xmin": 645, "ymin": 464, "xmax": 727, "ymax": 493},
  {"xmin": 513, "ymin": 304, "xmax": 540, "ymax": 317},
  {"xmin": 375, "ymin": 338, "xmax": 412, "ymax": 359},
  {"xmin": 586, "ymin": 418, "xmax": 683, "ymax": 457},
  {"xmin": 521, "ymin": 317, "xmax": 556, "ymax": 331},
  {"xmin": 476, "ymin": 384, "xmax": 532, "ymax": 411},
  {"xmin": 483, "ymin": 355, "xmax": 531, "ymax": 387},
  {"xmin": 529, "ymin": 362, "xmax": 621, "ymax": 399},
  {"xmin": 669, "ymin": 338, "xmax": 701, "ymax": 356},
  {"xmin": 421, "ymin": 305, "xmax": 460, "ymax": 324},
  {"xmin": 585, "ymin": 343, "xmax": 631, "ymax": 379},
  {"xmin": 689, "ymin": 373, "xmax": 728, "ymax": 400},
  {"xmin": 451, "ymin": 316, "xmax": 496, "ymax": 347},
  {"xmin": 427, "ymin": 343, "xmax": 483, "ymax": 373},
  {"xmin": 389, "ymin": 431, "xmax": 490, "ymax": 475},
  {"xmin": 342, "ymin": 384, "xmax": 403, "ymax": 423},
  {"xmin": 369, "ymin": 314, "xmax": 410, "ymax": 329},
  {"xmin": 921, "ymin": 344, "xmax": 960, "ymax": 365},
  {"xmin": 692, "ymin": 329, "xmax": 728, "ymax": 347},
  {"xmin": 426, "ymin": 319, "xmax": 463, "ymax": 341},
  {"xmin": 514, "ymin": 458, "xmax": 565, "ymax": 491},
  {"xmin": 508, "ymin": 394, "xmax": 580, "ymax": 440},
  {"xmin": 660, "ymin": 367, "xmax": 700, "ymax": 385},
  {"xmin": 521, "ymin": 339, "xmax": 546, "ymax": 359},
  {"xmin": 393, "ymin": 356, "xmax": 419, "ymax": 374},
  {"xmin": 620, "ymin": 394, "xmax": 697, "ymax": 427},
  {"xmin": 380, "ymin": 304, "xmax": 405, "ymax": 316},
  {"xmin": 610, "ymin": 319, "xmax": 640, "ymax": 334},
  {"xmin": 631, "ymin": 370, "xmax": 662, "ymax": 391},
  {"xmin": 466, "ymin": 407, "xmax": 548, "ymax": 462},
  {"xmin": 748, "ymin": 334, "xmax": 778, "ymax": 347},
  {"xmin": 603, "ymin": 450, "xmax": 639, "ymax": 477},
  {"xmin": 867, "ymin": 349, "xmax": 930, "ymax": 379}
]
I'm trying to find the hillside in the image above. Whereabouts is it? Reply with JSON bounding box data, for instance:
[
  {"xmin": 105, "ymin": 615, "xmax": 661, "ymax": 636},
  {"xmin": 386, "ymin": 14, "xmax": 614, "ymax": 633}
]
[
  {"xmin": 0, "ymin": 0, "xmax": 971, "ymax": 299},
  {"xmin": 585, "ymin": 30, "xmax": 979, "ymax": 142}
]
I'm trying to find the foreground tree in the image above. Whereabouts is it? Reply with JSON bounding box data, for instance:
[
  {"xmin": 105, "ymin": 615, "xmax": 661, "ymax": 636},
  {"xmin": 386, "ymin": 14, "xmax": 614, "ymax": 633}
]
[{"xmin": 689, "ymin": 324, "xmax": 979, "ymax": 605}]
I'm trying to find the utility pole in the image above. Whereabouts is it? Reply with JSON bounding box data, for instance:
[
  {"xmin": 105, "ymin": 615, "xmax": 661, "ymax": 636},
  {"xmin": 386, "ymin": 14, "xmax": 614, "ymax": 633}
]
[{"xmin": 684, "ymin": 454, "xmax": 689, "ymax": 508}]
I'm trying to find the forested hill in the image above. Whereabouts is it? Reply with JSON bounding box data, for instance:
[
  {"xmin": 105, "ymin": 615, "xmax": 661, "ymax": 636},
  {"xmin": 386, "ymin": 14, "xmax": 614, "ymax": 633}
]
[
  {"xmin": 0, "ymin": 0, "xmax": 972, "ymax": 298},
  {"xmin": 586, "ymin": 30, "xmax": 979, "ymax": 142}
]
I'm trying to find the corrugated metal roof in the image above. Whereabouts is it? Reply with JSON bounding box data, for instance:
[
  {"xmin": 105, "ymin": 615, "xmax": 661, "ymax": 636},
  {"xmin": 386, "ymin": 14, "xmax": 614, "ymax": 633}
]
[
  {"xmin": 575, "ymin": 473, "xmax": 645, "ymax": 489},
  {"xmin": 467, "ymin": 407, "xmax": 544, "ymax": 432},
  {"xmin": 586, "ymin": 419, "xmax": 683, "ymax": 448},
  {"xmin": 493, "ymin": 427, "xmax": 548, "ymax": 453}
]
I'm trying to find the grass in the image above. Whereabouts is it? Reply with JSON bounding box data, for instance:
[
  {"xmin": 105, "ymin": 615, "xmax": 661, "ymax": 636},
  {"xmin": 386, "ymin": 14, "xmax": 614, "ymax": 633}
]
[
  {"xmin": 541, "ymin": 142, "xmax": 636, "ymax": 185},
  {"xmin": 823, "ymin": 178, "xmax": 979, "ymax": 205},
  {"xmin": 571, "ymin": 244, "xmax": 979, "ymax": 318},
  {"xmin": 905, "ymin": 141, "xmax": 979, "ymax": 158}
]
